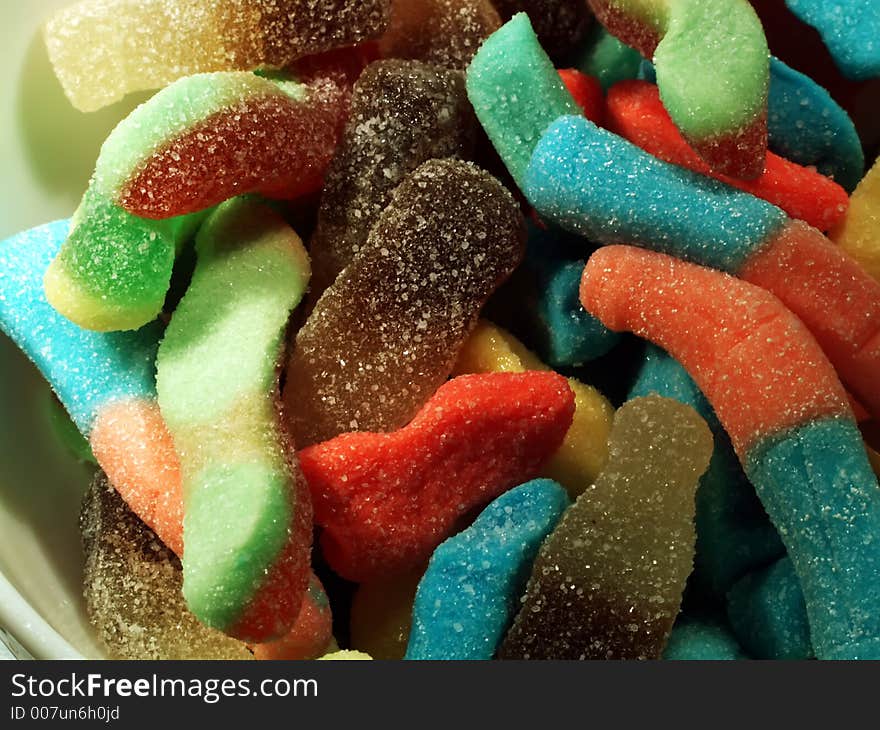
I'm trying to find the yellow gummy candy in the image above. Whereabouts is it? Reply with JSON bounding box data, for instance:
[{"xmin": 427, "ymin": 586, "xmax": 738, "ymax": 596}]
[
  {"xmin": 832, "ymin": 158, "xmax": 880, "ymax": 283},
  {"xmin": 349, "ymin": 568, "xmax": 423, "ymax": 660},
  {"xmin": 318, "ymin": 650, "xmax": 373, "ymax": 660},
  {"xmin": 454, "ymin": 320, "xmax": 614, "ymax": 497}
]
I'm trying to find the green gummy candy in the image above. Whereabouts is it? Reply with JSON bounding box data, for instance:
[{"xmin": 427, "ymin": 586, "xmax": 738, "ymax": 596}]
[
  {"xmin": 575, "ymin": 25, "xmax": 644, "ymax": 90},
  {"xmin": 467, "ymin": 13, "xmax": 580, "ymax": 188},
  {"xmin": 156, "ymin": 198, "xmax": 310, "ymax": 632},
  {"xmin": 46, "ymin": 394, "xmax": 96, "ymax": 465}
]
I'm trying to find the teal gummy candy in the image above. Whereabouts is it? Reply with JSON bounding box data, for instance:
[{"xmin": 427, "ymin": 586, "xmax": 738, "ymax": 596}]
[
  {"xmin": 524, "ymin": 115, "xmax": 788, "ymax": 273},
  {"xmin": 746, "ymin": 416, "xmax": 880, "ymax": 660},
  {"xmin": 405, "ymin": 479, "xmax": 570, "ymax": 660},
  {"xmin": 727, "ymin": 556, "xmax": 813, "ymax": 660},
  {"xmin": 629, "ymin": 345, "xmax": 784, "ymax": 598},
  {"xmin": 0, "ymin": 221, "xmax": 160, "ymax": 436},
  {"xmin": 638, "ymin": 56, "xmax": 864, "ymax": 191},
  {"xmin": 575, "ymin": 24, "xmax": 643, "ymax": 91},
  {"xmin": 767, "ymin": 57, "xmax": 865, "ymax": 192},
  {"xmin": 466, "ymin": 13, "xmax": 580, "ymax": 189},
  {"xmin": 786, "ymin": 0, "xmax": 880, "ymax": 81},
  {"xmin": 524, "ymin": 223, "xmax": 620, "ymax": 366},
  {"xmin": 663, "ymin": 615, "xmax": 749, "ymax": 661}
]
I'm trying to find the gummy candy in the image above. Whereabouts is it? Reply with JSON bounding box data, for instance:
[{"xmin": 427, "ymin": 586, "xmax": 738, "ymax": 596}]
[
  {"xmin": 379, "ymin": 0, "xmax": 501, "ymax": 69},
  {"xmin": 44, "ymin": 0, "xmax": 392, "ymax": 112},
  {"xmin": 727, "ymin": 556, "xmax": 813, "ymax": 660},
  {"xmin": 606, "ymin": 80, "xmax": 850, "ymax": 232},
  {"xmin": 785, "ymin": 0, "xmax": 880, "ymax": 81},
  {"xmin": 629, "ymin": 344, "xmax": 784, "ymax": 598},
  {"xmin": 46, "ymin": 395, "xmax": 96, "ymax": 465},
  {"xmin": 307, "ymin": 61, "xmax": 478, "ymax": 298},
  {"xmin": 350, "ymin": 569, "xmax": 424, "ymax": 659},
  {"xmin": 406, "ymin": 479, "xmax": 569, "ymax": 660},
  {"xmin": 81, "ymin": 473, "xmax": 253, "ymax": 660},
  {"xmin": 662, "ymin": 615, "xmax": 748, "ymax": 660},
  {"xmin": 557, "ymin": 69, "xmax": 605, "ymax": 126},
  {"xmin": 492, "ymin": 0, "xmax": 594, "ymax": 63},
  {"xmin": 574, "ymin": 24, "xmax": 643, "ymax": 90},
  {"xmin": 466, "ymin": 13, "xmax": 581, "ymax": 189},
  {"xmin": 298, "ymin": 372, "xmax": 575, "ymax": 582},
  {"xmin": 453, "ymin": 320, "xmax": 614, "ymax": 497},
  {"xmin": 527, "ymin": 115, "xmax": 880, "ymax": 420},
  {"xmin": 318, "ymin": 650, "xmax": 372, "ymax": 660},
  {"xmin": 582, "ymin": 245, "xmax": 880, "ymax": 660},
  {"xmin": 45, "ymin": 70, "xmax": 348, "ymax": 332},
  {"xmin": 252, "ymin": 576, "xmax": 335, "ymax": 660},
  {"xmin": 284, "ymin": 159, "xmax": 525, "ymax": 447},
  {"xmin": 498, "ymin": 395, "xmax": 712, "ymax": 660},
  {"xmin": 586, "ymin": 0, "xmax": 770, "ymax": 179},
  {"xmin": 831, "ymin": 158, "xmax": 880, "ymax": 283},
  {"xmin": 156, "ymin": 199, "xmax": 313, "ymax": 642}
]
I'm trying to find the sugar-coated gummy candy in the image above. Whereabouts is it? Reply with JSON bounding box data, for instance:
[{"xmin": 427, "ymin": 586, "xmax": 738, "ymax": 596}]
[
  {"xmin": 582, "ymin": 246, "xmax": 880, "ymax": 660},
  {"xmin": 492, "ymin": 0, "xmax": 594, "ymax": 63},
  {"xmin": 298, "ymin": 372, "xmax": 575, "ymax": 583},
  {"xmin": 454, "ymin": 320, "xmax": 613, "ymax": 498},
  {"xmin": 785, "ymin": 0, "xmax": 880, "ymax": 81},
  {"xmin": 156, "ymin": 198, "xmax": 313, "ymax": 642},
  {"xmin": 46, "ymin": 395, "xmax": 96, "ymax": 465},
  {"xmin": 557, "ymin": 69, "xmax": 605, "ymax": 126},
  {"xmin": 629, "ymin": 345, "xmax": 784, "ymax": 599},
  {"xmin": 727, "ymin": 556, "xmax": 813, "ymax": 660},
  {"xmin": 406, "ymin": 479, "xmax": 569, "ymax": 660},
  {"xmin": 44, "ymin": 0, "xmax": 392, "ymax": 112},
  {"xmin": 498, "ymin": 396, "xmax": 712, "ymax": 660},
  {"xmin": 574, "ymin": 24, "xmax": 643, "ymax": 90},
  {"xmin": 81, "ymin": 473, "xmax": 253, "ymax": 660},
  {"xmin": 466, "ymin": 14, "xmax": 581, "ymax": 189},
  {"xmin": 308, "ymin": 60, "xmax": 478, "ymax": 298},
  {"xmin": 45, "ymin": 71, "xmax": 347, "ymax": 332},
  {"xmin": 0, "ymin": 220, "xmax": 160, "ymax": 435},
  {"xmin": 318, "ymin": 650, "xmax": 372, "ymax": 660},
  {"xmin": 252, "ymin": 576, "xmax": 335, "ymax": 660},
  {"xmin": 767, "ymin": 57, "xmax": 865, "ymax": 193},
  {"xmin": 379, "ymin": 0, "xmax": 501, "ymax": 70},
  {"xmin": 284, "ymin": 159, "xmax": 525, "ymax": 447},
  {"xmin": 832, "ymin": 158, "xmax": 880, "ymax": 283},
  {"xmin": 350, "ymin": 569, "xmax": 424, "ymax": 659},
  {"xmin": 662, "ymin": 615, "xmax": 749, "ymax": 661},
  {"xmin": 586, "ymin": 0, "xmax": 770, "ymax": 179},
  {"xmin": 528, "ymin": 115, "xmax": 880, "ymax": 420},
  {"xmin": 605, "ymin": 80, "xmax": 850, "ymax": 232}
]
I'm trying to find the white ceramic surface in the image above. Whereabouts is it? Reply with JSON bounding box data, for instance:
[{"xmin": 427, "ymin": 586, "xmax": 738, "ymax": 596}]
[{"xmin": 0, "ymin": 0, "xmax": 154, "ymax": 660}]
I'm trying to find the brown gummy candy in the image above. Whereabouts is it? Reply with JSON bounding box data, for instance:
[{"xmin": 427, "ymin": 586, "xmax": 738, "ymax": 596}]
[
  {"xmin": 498, "ymin": 395, "xmax": 713, "ymax": 660},
  {"xmin": 81, "ymin": 472, "xmax": 253, "ymax": 660},
  {"xmin": 379, "ymin": 0, "xmax": 502, "ymax": 70},
  {"xmin": 308, "ymin": 60, "xmax": 479, "ymax": 298},
  {"xmin": 283, "ymin": 158, "xmax": 525, "ymax": 447},
  {"xmin": 492, "ymin": 0, "xmax": 594, "ymax": 62}
]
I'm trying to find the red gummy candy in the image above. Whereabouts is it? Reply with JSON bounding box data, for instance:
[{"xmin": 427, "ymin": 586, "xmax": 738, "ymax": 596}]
[
  {"xmin": 558, "ymin": 69, "xmax": 605, "ymax": 126},
  {"xmin": 605, "ymin": 80, "xmax": 849, "ymax": 231},
  {"xmin": 298, "ymin": 372, "xmax": 575, "ymax": 583}
]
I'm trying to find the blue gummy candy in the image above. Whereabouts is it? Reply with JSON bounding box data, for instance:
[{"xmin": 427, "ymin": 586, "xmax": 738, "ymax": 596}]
[
  {"xmin": 405, "ymin": 479, "xmax": 570, "ymax": 660},
  {"xmin": 524, "ymin": 116, "xmax": 788, "ymax": 274},
  {"xmin": 727, "ymin": 556, "xmax": 813, "ymax": 660},
  {"xmin": 0, "ymin": 221, "xmax": 160, "ymax": 436},
  {"xmin": 767, "ymin": 57, "xmax": 865, "ymax": 192},
  {"xmin": 663, "ymin": 615, "xmax": 749, "ymax": 660},
  {"xmin": 629, "ymin": 345, "xmax": 784, "ymax": 598},
  {"xmin": 746, "ymin": 416, "xmax": 880, "ymax": 660},
  {"xmin": 786, "ymin": 0, "xmax": 880, "ymax": 81}
]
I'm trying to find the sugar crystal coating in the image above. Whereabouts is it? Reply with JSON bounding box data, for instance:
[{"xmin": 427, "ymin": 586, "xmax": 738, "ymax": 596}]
[
  {"xmin": 498, "ymin": 395, "xmax": 712, "ymax": 660},
  {"xmin": 44, "ymin": 0, "xmax": 392, "ymax": 111},
  {"xmin": 831, "ymin": 157, "xmax": 880, "ymax": 283},
  {"xmin": 156, "ymin": 198, "xmax": 313, "ymax": 642},
  {"xmin": 379, "ymin": 0, "xmax": 501, "ymax": 70},
  {"xmin": 406, "ymin": 479, "xmax": 569, "ymax": 660},
  {"xmin": 491, "ymin": 0, "xmax": 593, "ymax": 62},
  {"xmin": 81, "ymin": 473, "xmax": 253, "ymax": 660},
  {"xmin": 284, "ymin": 159, "xmax": 525, "ymax": 447},
  {"xmin": 298, "ymin": 372, "xmax": 575, "ymax": 582},
  {"xmin": 662, "ymin": 615, "xmax": 748, "ymax": 660},
  {"xmin": 587, "ymin": 0, "xmax": 770, "ymax": 179},
  {"xmin": 727, "ymin": 556, "xmax": 813, "ymax": 660},
  {"xmin": 308, "ymin": 60, "xmax": 478, "ymax": 297}
]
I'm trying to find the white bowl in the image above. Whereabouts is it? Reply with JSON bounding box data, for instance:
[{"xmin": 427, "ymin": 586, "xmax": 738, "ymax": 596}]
[{"xmin": 0, "ymin": 0, "xmax": 153, "ymax": 660}]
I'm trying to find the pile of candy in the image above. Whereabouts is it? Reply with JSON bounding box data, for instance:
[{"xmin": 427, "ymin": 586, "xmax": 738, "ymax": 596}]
[{"xmin": 1, "ymin": 0, "xmax": 879, "ymax": 660}]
